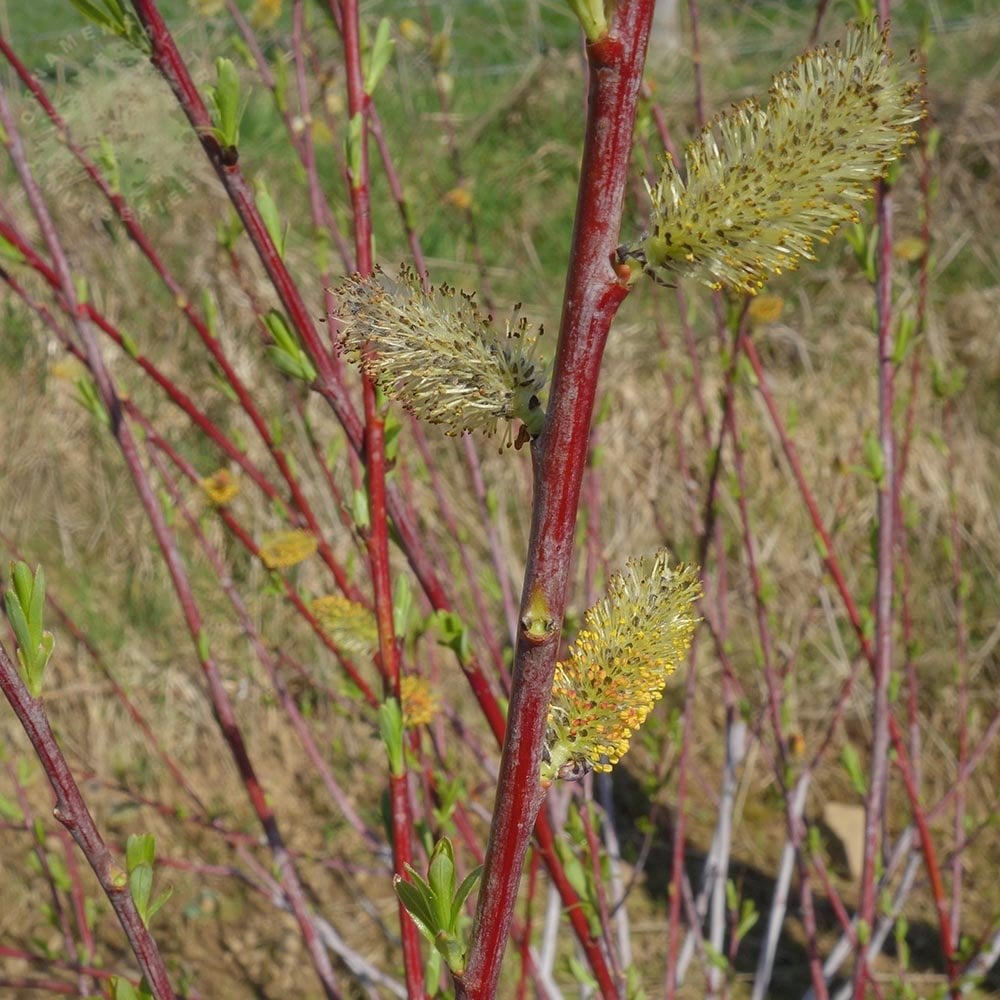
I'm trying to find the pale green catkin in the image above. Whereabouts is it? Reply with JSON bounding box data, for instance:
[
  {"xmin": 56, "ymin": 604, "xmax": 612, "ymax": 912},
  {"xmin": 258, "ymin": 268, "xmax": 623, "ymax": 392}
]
[
  {"xmin": 630, "ymin": 20, "xmax": 922, "ymax": 294},
  {"xmin": 332, "ymin": 267, "xmax": 547, "ymax": 442}
]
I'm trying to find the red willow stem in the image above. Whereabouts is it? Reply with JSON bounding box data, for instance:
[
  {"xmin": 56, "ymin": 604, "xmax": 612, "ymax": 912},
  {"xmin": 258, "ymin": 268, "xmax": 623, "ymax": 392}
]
[
  {"xmin": 123, "ymin": 0, "xmax": 499, "ymax": 696},
  {"xmin": 853, "ymin": 172, "xmax": 897, "ymax": 1000},
  {"xmin": 125, "ymin": 5, "xmax": 519, "ymax": 789},
  {"xmin": 0, "ymin": 646, "xmax": 177, "ymax": 1000},
  {"xmin": 129, "ymin": 0, "xmax": 360, "ymax": 438},
  {"xmin": 0, "ymin": 37, "xmax": 361, "ymax": 600},
  {"xmin": 456, "ymin": 5, "xmax": 655, "ymax": 997},
  {"xmin": 738, "ymin": 331, "xmax": 958, "ymax": 985},
  {"xmin": 943, "ymin": 399, "xmax": 969, "ymax": 954},
  {"xmin": 125, "ymin": 405, "xmax": 380, "ymax": 706},
  {"xmin": 0, "ymin": 76, "xmax": 342, "ymax": 997},
  {"xmin": 142, "ymin": 438, "xmax": 387, "ymax": 858},
  {"xmin": 337, "ymin": 0, "xmax": 425, "ymax": 994}
]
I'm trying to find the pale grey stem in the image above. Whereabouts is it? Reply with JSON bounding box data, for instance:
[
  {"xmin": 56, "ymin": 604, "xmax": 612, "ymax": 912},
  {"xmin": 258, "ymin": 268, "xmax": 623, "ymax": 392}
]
[
  {"xmin": 709, "ymin": 717, "xmax": 747, "ymax": 994},
  {"xmin": 830, "ymin": 851, "xmax": 921, "ymax": 1000},
  {"xmin": 529, "ymin": 947, "xmax": 564, "ymax": 1000},
  {"xmin": 539, "ymin": 876, "xmax": 564, "ymax": 979},
  {"xmin": 962, "ymin": 927, "xmax": 1000, "ymax": 992},
  {"xmin": 751, "ymin": 775, "xmax": 810, "ymax": 1000},
  {"xmin": 312, "ymin": 913, "xmax": 408, "ymax": 999},
  {"xmin": 801, "ymin": 827, "xmax": 916, "ymax": 1000},
  {"xmin": 539, "ymin": 787, "xmax": 573, "ymax": 980},
  {"xmin": 597, "ymin": 774, "xmax": 633, "ymax": 970},
  {"xmin": 676, "ymin": 828, "xmax": 717, "ymax": 981},
  {"xmin": 676, "ymin": 718, "xmax": 748, "ymax": 985}
]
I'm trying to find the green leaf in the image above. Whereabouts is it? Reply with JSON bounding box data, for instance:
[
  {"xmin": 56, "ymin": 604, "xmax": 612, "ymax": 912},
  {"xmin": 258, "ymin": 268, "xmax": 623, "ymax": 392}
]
[
  {"xmin": 5, "ymin": 573, "xmax": 33, "ymax": 653},
  {"xmin": 264, "ymin": 311, "xmax": 317, "ymax": 382},
  {"xmin": 428, "ymin": 611, "xmax": 470, "ymax": 664},
  {"xmin": 703, "ymin": 942, "xmax": 729, "ymax": 972},
  {"xmin": 130, "ymin": 864, "xmax": 153, "ymax": 921},
  {"xmin": 379, "ymin": 698, "xmax": 405, "ymax": 777},
  {"xmin": 67, "ymin": 0, "xmax": 149, "ymax": 51},
  {"xmin": 215, "ymin": 58, "xmax": 241, "ymax": 145},
  {"xmin": 931, "ymin": 362, "xmax": 966, "ymax": 401},
  {"xmin": 434, "ymin": 929, "xmax": 466, "ymax": 974},
  {"xmin": 395, "ymin": 840, "xmax": 477, "ymax": 974},
  {"xmin": 111, "ymin": 977, "xmax": 139, "ymax": 1000},
  {"xmin": 146, "ymin": 887, "xmax": 173, "ymax": 925},
  {"xmin": 217, "ymin": 211, "xmax": 244, "ymax": 251},
  {"xmin": 725, "ymin": 879, "xmax": 738, "ymax": 913},
  {"xmin": 841, "ymin": 742, "xmax": 868, "ymax": 797},
  {"xmin": 206, "ymin": 58, "xmax": 248, "ymax": 150},
  {"xmin": 254, "ymin": 177, "xmax": 285, "ymax": 259},
  {"xmin": 351, "ymin": 489, "xmax": 370, "ymax": 531},
  {"xmin": 74, "ymin": 374, "xmax": 111, "ymax": 429},
  {"xmin": 862, "ymin": 430, "xmax": 885, "ymax": 486},
  {"xmin": 394, "ymin": 872, "xmax": 438, "ymax": 941},
  {"xmin": 273, "ymin": 52, "xmax": 288, "ymax": 113},
  {"xmin": 626, "ymin": 965, "xmax": 648, "ymax": 1000},
  {"xmin": 564, "ymin": 0, "xmax": 607, "ymax": 40},
  {"xmin": 67, "ymin": 0, "xmax": 116, "ymax": 30},
  {"xmin": 736, "ymin": 898, "xmax": 759, "ymax": 939},
  {"xmin": 427, "ymin": 839, "xmax": 456, "ymax": 930},
  {"xmin": 97, "ymin": 137, "xmax": 121, "ymax": 194},
  {"xmin": 807, "ymin": 824, "xmax": 822, "ymax": 855},
  {"xmin": 391, "ymin": 575, "xmax": 413, "ymax": 639},
  {"xmin": 4, "ymin": 562, "xmax": 54, "ymax": 696},
  {"xmin": 364, "ymin": 18, "xmax": 395, "ymax": 95},
  {"xmin": 27, "ymin": 565, "xmax": 45, "ymax": 647},
  {"xmin": 126, "ymin": 833, "xmax": 156, "ymax": 871},
  {"xmin": 0, "ymin": 233, "xmax": 25, "ymax": 263},
  {"xmin": 452, "ymin": 865, "xmax": 481, "ymax": 921},
  {"xmin": 383, "ymin": 409, "xmax": 403, "ymax": 465},
  {"xmin": 892, "ymin": 313, "xmax": 916, "ymax": 365}
]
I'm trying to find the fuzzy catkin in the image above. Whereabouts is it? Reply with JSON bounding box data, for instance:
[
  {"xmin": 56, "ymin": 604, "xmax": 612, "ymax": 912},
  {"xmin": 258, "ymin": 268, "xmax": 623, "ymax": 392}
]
[
  {"xmin": 332, "ymin": 267, "xmax": 547, "ymax": 442},
  {"xmin": 542, "ymin": 552, "xmax": 701, "ymax": 783},
  {"xmin": 632, "ymin": 21, "xmax": 922, "ymax": 294}
]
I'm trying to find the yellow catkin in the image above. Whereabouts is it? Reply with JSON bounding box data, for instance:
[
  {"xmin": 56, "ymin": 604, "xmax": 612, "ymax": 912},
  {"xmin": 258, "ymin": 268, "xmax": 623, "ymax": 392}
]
[
  {"xmin": 259, "ymin": 530, "xmax": 317, "ymax": 569},
  {"xmin": 200, "ymin": 469, "xmax": 239, "ymax": 506},
  {"xmin": 542, "ymin": 552, "xmax": 701, "ymax": 784},
  {"xmin": 400, "ymin": 676, "xmax": 439, "ymax": 728}
]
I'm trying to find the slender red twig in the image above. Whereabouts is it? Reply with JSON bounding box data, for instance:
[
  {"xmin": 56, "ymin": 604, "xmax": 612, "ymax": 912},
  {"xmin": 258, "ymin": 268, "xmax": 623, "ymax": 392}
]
[
  {"xmin": 0, "ymin": 644, "xmax": 178, "ymax": 1000},
  {"xmin": 336, "ymin": 0, "xmax": 425, "ymax": 992},
  {"xmin": 0, "ymin": 72, "xmax": 344, "ymax": 999}
]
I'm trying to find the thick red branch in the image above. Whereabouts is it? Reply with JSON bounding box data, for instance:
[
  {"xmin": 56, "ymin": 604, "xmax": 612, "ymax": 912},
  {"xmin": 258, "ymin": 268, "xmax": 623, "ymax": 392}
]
[{"xmin": 456, "ymin": 5, "xmax": 655, "ymax": 998}]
